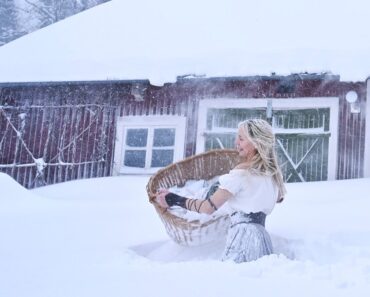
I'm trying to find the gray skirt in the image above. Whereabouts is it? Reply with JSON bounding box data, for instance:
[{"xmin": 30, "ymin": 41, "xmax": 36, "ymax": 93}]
[{"xmin": 222, "ymin": 211, "xmax": 273, "ymax": 263}]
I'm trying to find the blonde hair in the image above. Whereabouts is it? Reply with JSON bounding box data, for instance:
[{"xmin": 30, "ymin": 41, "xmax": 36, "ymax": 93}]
[{"xmin": 238, "ymin": 119, "xmax": 286, "ymax": 202}]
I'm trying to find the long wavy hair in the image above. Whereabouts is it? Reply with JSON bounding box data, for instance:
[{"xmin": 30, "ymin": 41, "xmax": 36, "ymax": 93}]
[{"xmin": 238, "ymin": 119, "xmax": 286, "ymax": 202}]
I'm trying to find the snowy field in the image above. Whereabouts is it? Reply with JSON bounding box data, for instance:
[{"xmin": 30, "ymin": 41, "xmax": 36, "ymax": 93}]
[{"xmin": 1, "ymin": 172, "xmax": 370, "ymax": 297}]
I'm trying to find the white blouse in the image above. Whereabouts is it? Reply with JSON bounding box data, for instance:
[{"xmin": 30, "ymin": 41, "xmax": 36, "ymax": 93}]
[{"xmin": 218, "ymin": 169, "xmax": 278, "ymax": 215}]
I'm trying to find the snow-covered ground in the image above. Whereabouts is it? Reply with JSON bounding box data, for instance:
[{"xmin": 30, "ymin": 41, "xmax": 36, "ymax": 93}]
[{"xmin": 1, "ymin": 172, "xmax": 369, "ymax": 297}]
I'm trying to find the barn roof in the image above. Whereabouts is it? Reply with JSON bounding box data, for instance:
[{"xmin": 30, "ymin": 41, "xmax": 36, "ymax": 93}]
[{"xmin": 0, "ymin": 0, "xmax": 370, "ymax": 86}]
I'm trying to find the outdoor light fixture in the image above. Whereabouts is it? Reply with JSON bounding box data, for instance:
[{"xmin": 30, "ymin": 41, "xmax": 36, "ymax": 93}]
[{"xmin": 345, "ymin": 90, "xmax": 360, "ymax": 113}]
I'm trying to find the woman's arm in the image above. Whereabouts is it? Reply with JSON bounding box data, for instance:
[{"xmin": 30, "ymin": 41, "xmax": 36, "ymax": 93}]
[{"xmin": 155, "ymin": 188, "xmax": 232, "ymax": 215}]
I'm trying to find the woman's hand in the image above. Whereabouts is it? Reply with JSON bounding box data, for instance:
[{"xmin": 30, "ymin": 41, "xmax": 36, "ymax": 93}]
[{"xmin": 155, "ymin": 188, "xmax": 170, "ymax": 208}]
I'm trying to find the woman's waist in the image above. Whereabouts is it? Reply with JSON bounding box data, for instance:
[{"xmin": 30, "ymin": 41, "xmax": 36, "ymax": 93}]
[{"xmin": 229, "ymin": 211, "xmax": 267, "ymax": 227}]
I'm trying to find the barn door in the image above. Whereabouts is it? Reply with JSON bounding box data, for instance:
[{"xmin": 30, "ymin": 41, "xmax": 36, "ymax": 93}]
[
  {"xmin": 204, "ymin": 108, "xmax": 266, "ymax": 151},
  {"xmin": 273, "ymin": 108, "xmax": 330, "ymax": 182},
  {"xmin": 197, "ymin": 98, "xmax": 338, "ymax": 182}
]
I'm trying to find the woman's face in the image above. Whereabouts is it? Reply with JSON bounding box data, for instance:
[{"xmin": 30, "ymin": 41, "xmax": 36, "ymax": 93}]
[{"xmin": 235, "ymin": 126, "xmax": 257, "ymax": 159}]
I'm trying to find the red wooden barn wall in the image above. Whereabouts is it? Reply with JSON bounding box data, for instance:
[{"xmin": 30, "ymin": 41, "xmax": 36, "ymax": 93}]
[
  {"xmin": 0, "ymin": 75, "xmax": 367, "ymax": 188},
  {"xmin": 0, "ymin": 81, "xmax": 127, "ymax": 188}
]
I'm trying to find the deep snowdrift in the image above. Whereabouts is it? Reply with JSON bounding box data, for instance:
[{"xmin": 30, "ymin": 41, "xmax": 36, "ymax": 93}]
[{"xmin": 1, "ymin": 172, "xmax": 370, "ymax": 296}]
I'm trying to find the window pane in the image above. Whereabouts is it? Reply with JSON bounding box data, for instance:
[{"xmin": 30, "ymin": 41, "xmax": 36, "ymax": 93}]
[
  {"xmin": 207, "ymin": 108, "xmax": 266, "ymax": 130},
  {"xmin": 126, "ymin": 129, "xmax": 148, "ymax": 147},
  {"xmin": 151, "ymin": 149, "xmax": 174, "ymax": 167},
  {"xmin": 124, "ymin": 150, "xmax": 146, "ymax": 168},
  {"xmin": 153, "ymin": 128, "xmax": 175, "ymax": 147},
  {"xmin": 205, "ymin": 134, "xmax": 236, "ymax": 151}
]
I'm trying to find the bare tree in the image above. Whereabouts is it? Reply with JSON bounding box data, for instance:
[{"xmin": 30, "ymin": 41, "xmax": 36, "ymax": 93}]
[
  {"xmin": 0, "ymin": 0, "xmax": 23, "ymax": 45},
  {"xmin": 0, "ymin": 0, "xmax": 110, "ymax": 46},
  {"xmin": 24, "ymin": 0, "xmax": 84, "ymax": 28}
]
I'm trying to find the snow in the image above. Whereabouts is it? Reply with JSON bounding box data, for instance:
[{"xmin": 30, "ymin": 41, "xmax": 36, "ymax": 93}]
[
  {"xmin": 1, "ymin": 172, "xmax": 370, "ymax": 296},
  {"xmin": 1, "ymin": 0, "xmax": 370, "ymax": 294},
  {"xmin": 1, "ymin": 0, "xmax": 370, "ymax": 85}
]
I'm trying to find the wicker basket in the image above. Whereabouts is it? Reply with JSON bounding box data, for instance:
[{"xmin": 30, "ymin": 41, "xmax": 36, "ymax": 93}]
[{"xmin": 147, "ymin": 149, "xmax": 242, "ymax": 246}]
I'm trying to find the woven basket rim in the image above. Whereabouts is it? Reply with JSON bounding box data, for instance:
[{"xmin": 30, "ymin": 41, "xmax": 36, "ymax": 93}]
[{"xmin": 146, "ymin": 148, "xmax": 239, "ymax": 202}]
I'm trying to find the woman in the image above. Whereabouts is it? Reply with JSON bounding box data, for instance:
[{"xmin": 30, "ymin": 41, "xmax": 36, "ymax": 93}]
[{"xmin": 156, "ymin": 119, "xmax": 286, "ymax": 263}]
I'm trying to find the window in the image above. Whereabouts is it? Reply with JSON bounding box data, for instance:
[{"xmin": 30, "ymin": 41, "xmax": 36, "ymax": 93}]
[
  {"xmin": 114, "ymin": 116, "xmax": 186, "ymax": 174},
  {"xmin": 204, "ymin": 108, "xmax": 266, "ymax": 151},
  {"xmin": 123, "ymin": 127, "xmax": 176, "ymax": 168}
]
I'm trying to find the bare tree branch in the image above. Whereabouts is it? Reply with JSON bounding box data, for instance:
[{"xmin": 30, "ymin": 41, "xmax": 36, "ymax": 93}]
[{"xmin": 24, "ymin": 0, "xmax": 56, "ymax": 22}]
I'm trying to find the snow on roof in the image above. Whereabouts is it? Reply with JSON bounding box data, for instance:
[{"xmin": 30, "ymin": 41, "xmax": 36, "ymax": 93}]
[{"xmin": 1, "ymin": 0, "xmax": 370, "ymax": 86}]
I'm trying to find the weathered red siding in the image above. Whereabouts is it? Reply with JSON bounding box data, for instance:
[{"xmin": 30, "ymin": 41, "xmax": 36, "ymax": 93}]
[{"xmin": 0, "ymin": 74, "xmax": 367, "ymax": 188}]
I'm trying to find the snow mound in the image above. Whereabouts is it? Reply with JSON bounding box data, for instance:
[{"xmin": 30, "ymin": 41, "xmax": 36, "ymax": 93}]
[
  {"xmin": 0, "ymin": 172, "xmax": 60, "ymax": 213},
  {"xmin": 0, "ymin": 172, "xmax": 35, "ymax": 199}
]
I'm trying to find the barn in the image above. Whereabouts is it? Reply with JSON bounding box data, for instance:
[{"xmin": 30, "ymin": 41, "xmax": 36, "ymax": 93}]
[
  {"xmin": 1, "ymin": 73, "xmax": 369, "ymax": 188},
  {"xmin": 1, "ymin": 0, "xmax": 370, "ymax": 188}
]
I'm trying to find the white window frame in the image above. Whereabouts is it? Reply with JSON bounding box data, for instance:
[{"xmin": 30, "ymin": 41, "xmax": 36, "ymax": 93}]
[
  {"xmin": 197, "ymin": 97, "xmax": 339, "ymax": 180},
  {"xmin": 114, "ymin": 115, "xmax": 186, "ymax": 174}
]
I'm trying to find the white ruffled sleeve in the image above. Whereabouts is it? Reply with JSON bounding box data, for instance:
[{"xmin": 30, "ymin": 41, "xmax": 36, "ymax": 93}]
[{"xmin": 218, "ymin": 170, "xmax": 243, "ymax": 196}]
